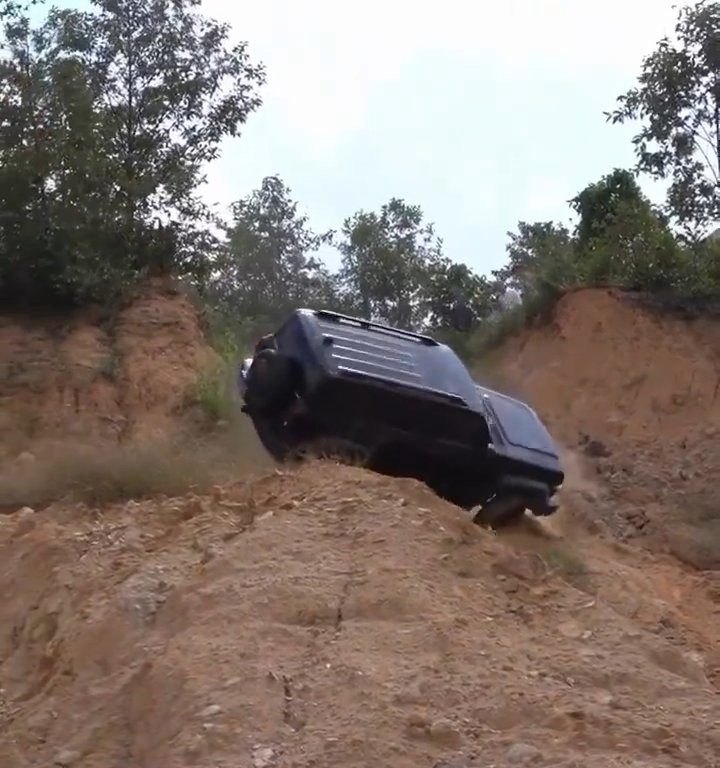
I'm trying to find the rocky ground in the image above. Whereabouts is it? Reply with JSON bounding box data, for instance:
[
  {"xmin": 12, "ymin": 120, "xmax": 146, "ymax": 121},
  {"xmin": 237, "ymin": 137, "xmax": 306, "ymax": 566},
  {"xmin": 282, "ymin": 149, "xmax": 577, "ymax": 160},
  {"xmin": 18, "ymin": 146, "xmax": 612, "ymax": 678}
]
[
  {"xmin": 1, "ymin": 460, "xmax": 719, "ymax": 768},
  {"xmin": 2, "ymin": 286, "xmax": 720, "ymax": 767}
]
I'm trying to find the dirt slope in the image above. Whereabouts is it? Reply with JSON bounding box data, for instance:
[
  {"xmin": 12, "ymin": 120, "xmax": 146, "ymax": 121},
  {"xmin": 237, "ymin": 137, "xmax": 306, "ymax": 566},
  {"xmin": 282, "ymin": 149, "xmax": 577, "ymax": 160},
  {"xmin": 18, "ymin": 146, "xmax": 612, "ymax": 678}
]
[
  {"xmin": 491, "ymin": 287, "xmax": 720, "ymax": 446},
  {"xmin": 0, "ymin": 277, "xmax": 215, "ymax": 462},
  {"xmin": 491, "ymin": 288, "xmax": 720, "ymax": 569},
  {"xmin": 1, "ymin": 462, "xmax": 719, "ymax": 768},
  {"xmin": 3, "ymin": 286, "xmax": 720, "ymax": 767}
]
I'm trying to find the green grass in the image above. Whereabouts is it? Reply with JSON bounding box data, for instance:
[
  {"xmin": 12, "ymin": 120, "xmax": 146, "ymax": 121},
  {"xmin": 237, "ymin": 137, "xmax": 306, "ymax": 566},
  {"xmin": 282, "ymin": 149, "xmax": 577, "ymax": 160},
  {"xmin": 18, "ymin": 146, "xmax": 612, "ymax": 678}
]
[{"xmin": 543, "ymin": 546, "xmax": 589, "ymax": 576}]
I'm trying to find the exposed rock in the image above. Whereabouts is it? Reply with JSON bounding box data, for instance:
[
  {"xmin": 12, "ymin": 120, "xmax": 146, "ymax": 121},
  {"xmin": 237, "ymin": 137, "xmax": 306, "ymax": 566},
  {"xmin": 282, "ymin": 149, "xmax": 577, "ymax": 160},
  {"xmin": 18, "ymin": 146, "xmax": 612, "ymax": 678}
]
[
  {"xmin": 53, "ymin": 749, "xmax": 81, "ymax": 766},
  {"xmin": 428, "ymin": 718, "xmax": 463, "ymax": 748},
  {"xmin": 252, "ymin": 745, "xmax": 276, "ymax": 768},
  {"xmin": 506, "ymin": 742, "xmax": 541, "ymax": 764}
]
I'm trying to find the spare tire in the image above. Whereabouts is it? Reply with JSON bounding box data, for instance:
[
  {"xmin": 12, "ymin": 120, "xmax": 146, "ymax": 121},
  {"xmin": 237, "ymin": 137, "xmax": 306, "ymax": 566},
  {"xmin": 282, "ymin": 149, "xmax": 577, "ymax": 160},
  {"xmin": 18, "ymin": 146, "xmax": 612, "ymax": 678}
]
[{"xmin": 244, "ymin": 348, "xmax": 300, "ymax": 415}]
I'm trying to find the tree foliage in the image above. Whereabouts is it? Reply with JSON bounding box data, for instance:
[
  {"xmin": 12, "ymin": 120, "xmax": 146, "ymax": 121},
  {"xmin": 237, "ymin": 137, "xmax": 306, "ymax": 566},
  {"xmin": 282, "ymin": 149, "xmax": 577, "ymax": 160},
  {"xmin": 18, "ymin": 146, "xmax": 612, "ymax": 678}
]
[
  {"xmin": 495, "ymin": 169, "xmax": 697, "ymax": 308},
  {"xmin": 210, "ymin": 175, "xmax": 335, "ymax": 329},
  {"xmin": 336, "ymin": 198, "xmax": 445, "ymax": 329},
  {"xmin": 494, "ymin": 221, "xmax": 577, "ymax": 297},
  {"xmin": 424, "ymin": 258, "xmax": 497, "ymax": 330},
  {"xmin": 609, "ymin": 0, "xmax": 720, "ymax": 236},
  {"xmin": 0, "ymin": 0, "xmax": 265, "ymax": 306}
]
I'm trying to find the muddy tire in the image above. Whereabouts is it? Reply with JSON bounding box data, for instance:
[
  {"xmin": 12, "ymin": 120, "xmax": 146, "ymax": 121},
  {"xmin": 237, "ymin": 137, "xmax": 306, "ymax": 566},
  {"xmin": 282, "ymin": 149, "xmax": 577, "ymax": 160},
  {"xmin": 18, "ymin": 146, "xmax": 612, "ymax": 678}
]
[
  {"xmin": 244, "ymin": 349, "xmax": 299, "ymax": 416},
  {"xmin": 472, "ymin": 495, "xmax": 528, "ymax": 528},
  {"xmin": 251, "ymin": 415, "xmax": 294, "ymax": 462}
]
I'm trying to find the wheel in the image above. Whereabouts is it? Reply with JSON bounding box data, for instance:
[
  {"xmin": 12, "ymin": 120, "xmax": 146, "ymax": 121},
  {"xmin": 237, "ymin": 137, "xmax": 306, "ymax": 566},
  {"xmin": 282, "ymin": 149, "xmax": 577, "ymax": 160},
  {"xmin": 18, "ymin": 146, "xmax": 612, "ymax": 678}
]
[
  {"xmin": 472, "ymin": 495, "xmax": 528, "ymax": 528},
  {"xmin": 244, "ymin": 349, "xmax": 300, "ymax": 415},
  {"xmin": 251, "ymin": 414, "xmax": 295, "ymax": 462}
]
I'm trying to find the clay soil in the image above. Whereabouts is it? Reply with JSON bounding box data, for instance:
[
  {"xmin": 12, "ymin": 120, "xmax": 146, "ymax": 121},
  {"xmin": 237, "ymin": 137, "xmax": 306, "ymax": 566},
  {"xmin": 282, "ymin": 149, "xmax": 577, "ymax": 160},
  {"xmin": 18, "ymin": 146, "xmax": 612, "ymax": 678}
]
[{"xmin": 1, "ymin": 287, "xmax": 720, "ymax": 767}]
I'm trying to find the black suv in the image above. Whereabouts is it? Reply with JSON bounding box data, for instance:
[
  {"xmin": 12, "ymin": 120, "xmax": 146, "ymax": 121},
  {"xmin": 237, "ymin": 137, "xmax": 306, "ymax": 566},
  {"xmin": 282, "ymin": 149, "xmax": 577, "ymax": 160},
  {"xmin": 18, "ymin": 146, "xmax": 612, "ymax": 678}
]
[{"xmin": 237, "ymin": 309, "xmax": 564, "ymax": 527}]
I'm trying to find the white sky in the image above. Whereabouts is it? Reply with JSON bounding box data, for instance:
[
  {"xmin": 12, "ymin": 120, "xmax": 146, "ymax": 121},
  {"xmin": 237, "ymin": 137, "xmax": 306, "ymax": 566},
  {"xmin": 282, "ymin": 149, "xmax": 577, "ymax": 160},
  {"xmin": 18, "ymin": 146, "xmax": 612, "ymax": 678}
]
[
  {"xmin": 36, "ymin": 0, "xmax": 685, "ymax": 276},
  {"xmin": 200, "ymin": 0, "xmax": 683, "ymax": 275}
]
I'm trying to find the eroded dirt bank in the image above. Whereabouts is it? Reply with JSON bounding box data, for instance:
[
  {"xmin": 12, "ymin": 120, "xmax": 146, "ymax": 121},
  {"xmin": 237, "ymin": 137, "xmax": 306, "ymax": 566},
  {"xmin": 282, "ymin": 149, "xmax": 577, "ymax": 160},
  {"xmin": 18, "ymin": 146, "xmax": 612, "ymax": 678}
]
[
  {"xmin": 0, "ymin": 277, "xmax": 215, "ymax": 460},
  {"xmin": 1, "ymin": 462, "xmax": 719, "ymax": 768},
  {"xmin": 2, "ymin": 287, "xmax": 720, "ymax": 767},
  {"xmin": 491, "ymin": 288, "xmax": 720, "ymax": 570}
]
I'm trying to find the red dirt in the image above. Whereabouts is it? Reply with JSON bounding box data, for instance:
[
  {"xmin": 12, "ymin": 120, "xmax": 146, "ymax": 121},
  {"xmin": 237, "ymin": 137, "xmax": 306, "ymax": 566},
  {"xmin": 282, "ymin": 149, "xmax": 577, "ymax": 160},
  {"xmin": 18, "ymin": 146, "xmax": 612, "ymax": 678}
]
[
  {"xmin": 491, "ymin": 287, "xmax": 720, "ymax": 446},
  {"xmin": 1, "ymin": 286, "xmax": 720, "ymax": 767},
  {"xmin": 492, "ymin": 288, "xmax": 720, "ymax": 570},
  {"xmin": 0, "ymin": 277, "xmax": 216, "ymax": 461},
  {"xmin": 2, "ymin": 464, "xmax": 719, "ymax": 768}
]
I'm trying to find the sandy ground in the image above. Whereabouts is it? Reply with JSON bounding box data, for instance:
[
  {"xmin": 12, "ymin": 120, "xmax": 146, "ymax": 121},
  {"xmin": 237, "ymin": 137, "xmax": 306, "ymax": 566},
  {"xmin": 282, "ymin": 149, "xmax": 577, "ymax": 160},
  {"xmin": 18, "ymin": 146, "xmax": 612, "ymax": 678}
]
[
  {"xmin": 2, "ymin": 286, "xmax": 720, "ymax": 767},
  {"xmin": 1, "ymin": 459, "xmax": 719, "ymax": 768}
]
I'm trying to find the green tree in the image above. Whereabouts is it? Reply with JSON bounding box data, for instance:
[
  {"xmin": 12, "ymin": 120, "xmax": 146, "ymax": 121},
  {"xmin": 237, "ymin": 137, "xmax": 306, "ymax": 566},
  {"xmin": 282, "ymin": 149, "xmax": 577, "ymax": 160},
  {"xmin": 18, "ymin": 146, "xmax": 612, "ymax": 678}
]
[
  {"xmin": 424, "ymin": 258, "xmax": 497, "ymax": 331},
  {"xmin": 85, "ymin": 0, "xmax": 265, "ymax": 274},
  {"xmin": 0, "ymin": 12, "xmax": 89, "ymax": 304},
  {"xmin": 609, "ymin": 1, "xmax": 720, "ymax": 236},
  {"xmin": 570, "ymin": 169, "xmax": 660, "ymax": 247},
  {"xmin": 0, "ymin": 0, "xmax": 265, "ymax": 305},
  {"xmin": 494, "ymin": 221, "xmax": 577, "ymax": 297},
  {"xmin": 211, "ymin": 175, "xmax": 335, "ymax": 329},
  {"xmin": 337, "ymin": 198, "xmax": 443, "ymax": 330},
  {"xmin": 569, "ymin": 169, "xmax": 688, "ymax": 290}
]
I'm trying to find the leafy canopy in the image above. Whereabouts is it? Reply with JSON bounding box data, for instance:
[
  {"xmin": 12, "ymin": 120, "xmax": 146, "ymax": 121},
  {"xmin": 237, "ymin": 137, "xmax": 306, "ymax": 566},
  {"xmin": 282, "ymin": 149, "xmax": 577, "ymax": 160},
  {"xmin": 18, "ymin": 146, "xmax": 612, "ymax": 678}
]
[{"xmin": 609, "ymin": 0, "xmax": 720, "ymax": 237}]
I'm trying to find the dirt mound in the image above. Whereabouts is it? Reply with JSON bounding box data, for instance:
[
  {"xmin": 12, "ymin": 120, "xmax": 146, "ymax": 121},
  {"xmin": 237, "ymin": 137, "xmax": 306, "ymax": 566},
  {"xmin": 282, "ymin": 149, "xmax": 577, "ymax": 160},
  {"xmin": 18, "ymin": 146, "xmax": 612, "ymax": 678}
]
[
  {"xmin": 1, "ymin": 461, "xmax": 719, "ymax": 768},
  {"xmin": 490, "ymin": 288, "xmax": 720, "ymax": 569},
  {"xmin": 490, "ymin": 288, "xmax": 720, "ymax": 446},
  {"xmin": 0, "ymin": 277, "xmax": 216, "ymax": 462}
]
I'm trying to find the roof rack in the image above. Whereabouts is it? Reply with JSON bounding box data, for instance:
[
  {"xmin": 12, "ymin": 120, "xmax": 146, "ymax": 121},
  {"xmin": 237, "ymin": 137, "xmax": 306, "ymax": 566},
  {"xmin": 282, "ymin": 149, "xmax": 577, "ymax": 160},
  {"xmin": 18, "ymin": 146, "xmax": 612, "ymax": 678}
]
[{"xmin": 312, "ymin": 309, "xmax": 438, "ymax": 346}]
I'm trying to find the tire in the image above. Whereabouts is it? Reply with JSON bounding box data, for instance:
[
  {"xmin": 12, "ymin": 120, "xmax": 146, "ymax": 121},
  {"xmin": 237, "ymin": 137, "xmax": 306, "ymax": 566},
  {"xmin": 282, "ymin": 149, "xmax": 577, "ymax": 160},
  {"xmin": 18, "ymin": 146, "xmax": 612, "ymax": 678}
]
[
  {"xmin": 251, "ymin": 415, "xmax": 294, "ymax": 462},
  {"xmin": 244, "ymin": 349, "xmax": 299, "ymax": 416},
  {"xmin": 472, "ymin": 495, "xmax": 528, "ymax": 528}
]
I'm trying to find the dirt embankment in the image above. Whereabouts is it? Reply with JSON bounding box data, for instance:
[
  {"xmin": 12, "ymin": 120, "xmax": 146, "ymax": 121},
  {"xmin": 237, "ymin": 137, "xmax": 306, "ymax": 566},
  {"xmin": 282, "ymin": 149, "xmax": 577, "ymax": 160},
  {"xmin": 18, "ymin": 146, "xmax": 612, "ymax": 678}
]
[
  {"xmin": 0, "ymin": 277, "xmax": 216, "ymax": 462},
  {"xmin": 491, "ymin": 288, "xmax": 720, "ymax": 570},
  {"xmin": 2, "ymin": 463, "xmax": 719, "ymax": 768},
  {"xmin": 2, "ymin": 286, "xmax": 720, "ymax": 767}
]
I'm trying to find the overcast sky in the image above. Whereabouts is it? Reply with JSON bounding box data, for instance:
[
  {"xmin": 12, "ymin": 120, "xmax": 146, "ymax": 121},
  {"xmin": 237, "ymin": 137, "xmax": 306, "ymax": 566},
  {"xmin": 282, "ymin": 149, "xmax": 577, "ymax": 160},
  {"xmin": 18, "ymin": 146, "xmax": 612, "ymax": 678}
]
[
  {"xmin": 199, "ymin": 0, "xmax": 683, "ymax": 275},
  {"xmin": 33, "ymin": 0, "xmax": 685, "ymax": 276}
]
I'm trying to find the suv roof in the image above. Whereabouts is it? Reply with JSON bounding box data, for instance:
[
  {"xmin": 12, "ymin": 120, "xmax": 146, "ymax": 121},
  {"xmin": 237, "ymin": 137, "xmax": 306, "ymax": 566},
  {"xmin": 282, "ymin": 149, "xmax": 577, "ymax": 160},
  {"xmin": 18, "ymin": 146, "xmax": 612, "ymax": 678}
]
[{"xmin": 289, "ymin": 308, "xmax": 478, "ymax": 407}]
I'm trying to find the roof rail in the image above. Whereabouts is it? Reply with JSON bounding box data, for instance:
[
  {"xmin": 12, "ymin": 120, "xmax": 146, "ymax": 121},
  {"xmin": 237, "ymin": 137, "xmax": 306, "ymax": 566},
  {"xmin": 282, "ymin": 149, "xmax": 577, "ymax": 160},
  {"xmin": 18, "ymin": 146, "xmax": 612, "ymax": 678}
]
[{"xmin": 312, "ymin": 309, "xmax": 438, "ymax": 345}]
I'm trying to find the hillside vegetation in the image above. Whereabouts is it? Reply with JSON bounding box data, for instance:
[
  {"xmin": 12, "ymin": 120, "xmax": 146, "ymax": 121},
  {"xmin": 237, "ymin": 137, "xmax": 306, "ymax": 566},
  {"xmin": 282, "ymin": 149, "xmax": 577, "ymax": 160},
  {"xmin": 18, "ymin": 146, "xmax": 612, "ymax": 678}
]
[{"xmin": 4, "ymin": 0, "xmax": 720, "ymax": 356}]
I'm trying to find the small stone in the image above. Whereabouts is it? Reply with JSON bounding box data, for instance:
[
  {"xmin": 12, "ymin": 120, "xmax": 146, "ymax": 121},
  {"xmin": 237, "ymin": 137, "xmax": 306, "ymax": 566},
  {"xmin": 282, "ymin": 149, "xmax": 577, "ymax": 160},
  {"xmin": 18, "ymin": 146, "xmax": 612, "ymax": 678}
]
[
  {"xmin": 54, "ymin": 750, "xmax": 81, "ymax": 766},
  {"xmin": 182, "ymin": 497, "xmax": 208, "ymax": 520},
  {"xmin": 223, "ymin": 676, "xmax": 242, "ymax": 689},
  {"xmin": 199, "ymin": 704, "xmax": 222, "ymax": 718},
  {"xmin": 13, "ymin": 506, "xmax": 37, "ymax": 537},
  {"xmin": 583, "ymin": 440, "xmax": 611, "ymax": 458},
  {"xmin": 16, "ymin": 451, "xmax": 36, "ymax": 468},
  {"xmin": 252, "ymin": 745, "xmax": 276, "ymax": 768},
  {"xmin": 428, "ymin": 718, "xmax": 463, "ymax": 748},
  {"xmin": 200, "ymin": 546, "xmax": 218, "ymax": 565},
  {"xmin": 506, "ymin": 742, "xmax": 541, "ymax": 764},
  {"xmin": 558, "ymin": 619, "xmax": 583, "ymax": 639}
]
